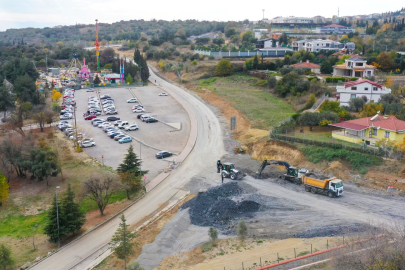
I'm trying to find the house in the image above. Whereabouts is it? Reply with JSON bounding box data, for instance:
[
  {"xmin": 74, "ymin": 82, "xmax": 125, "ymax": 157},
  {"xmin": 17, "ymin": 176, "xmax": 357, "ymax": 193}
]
[
  {"xmin": 330, "ymin": 115, "xmax": 405, "ymax": 146},
  {"xmin": 290, "ymin": 61, "xmax": 321, "ymax": 74},
  {"xmin": 333, "ymin": 57, "xmax": 376, "ymax": 78},
  {"xmin": 315, "ymin": 24, "xmax": 355, "ymax": 34},
  {"xmin": 336, "ymin": 79, "xmax": 391, "ymax": 106},
  {"xmin": 340, "ymin": 42, "xmax": 355, "ymax": 52},
  {"xmin": 292, "ymin": 39, "xmax": 342, "ymax": 52},
  {"xmin": 254, "ymin": 29, "xmax": 269, "ymax": 39},
  {"xmin": 256, "ymin": 38, "xmax": 280, "ymax": 49}
]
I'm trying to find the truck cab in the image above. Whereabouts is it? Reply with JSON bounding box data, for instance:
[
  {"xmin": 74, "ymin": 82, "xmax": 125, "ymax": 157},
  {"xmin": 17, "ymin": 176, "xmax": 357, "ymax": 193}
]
[{"xmin": 329, "ymin": 179, "xmax": 344, "ymax": 196}]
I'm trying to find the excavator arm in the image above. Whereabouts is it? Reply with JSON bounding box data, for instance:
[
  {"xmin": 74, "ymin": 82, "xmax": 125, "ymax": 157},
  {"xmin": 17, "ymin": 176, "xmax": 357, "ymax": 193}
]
[{"xmin": 255, "ymin": 160, "xmax": 291, "ymax": 178}]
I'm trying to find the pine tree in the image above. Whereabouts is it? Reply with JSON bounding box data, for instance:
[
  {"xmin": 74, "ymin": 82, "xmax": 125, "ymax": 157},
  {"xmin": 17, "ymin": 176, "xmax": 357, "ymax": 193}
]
[
  {"xmin": 253, "ymin": 55, "xmax": 259, "ymax": 70},
  {"xmin": 94, "ymin": 75, "xmax": 101, "ymax": 85},
  {"xmin": 117, "ymin": 145, "xmax": 146, "ymax": 176},
  {"xmin": 0, "ymin": 172, "xmax": 9, "ymax": 206},
  {"xmin": 140, "ymin": 57, "xmax": 150, "ymax": 83},
  {"xmin": 134, "ymin": 48, "xmax": 141, "ymax": 65},
  {"xmin": 0, "ymin": 243, "xmax": 14, "ymax": 270},
  {"xmin": 109, "ymin": 214, "xmax": 138, "ymax": 270},
  {"xmin": 61, "ymin": 184, "xmax": 86, "ymax": 235},
  {"xmin": 44, "ymin": 195, "xmax": 67, "ymax": 243}
]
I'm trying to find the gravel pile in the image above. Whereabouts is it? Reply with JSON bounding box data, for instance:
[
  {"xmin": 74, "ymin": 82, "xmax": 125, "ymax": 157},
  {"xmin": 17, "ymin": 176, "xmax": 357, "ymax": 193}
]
[{"xmin": 182, "ymin": 182, "xmax": 263, "ymax": 233}]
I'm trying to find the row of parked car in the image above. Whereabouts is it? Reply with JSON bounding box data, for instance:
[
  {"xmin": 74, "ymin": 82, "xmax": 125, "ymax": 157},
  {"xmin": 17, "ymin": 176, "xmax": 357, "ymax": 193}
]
[
  {"xmin": 128, "ymin": 99, "xmax": 158, "ymax": 123},
  {"xmin": 86, "ymin": 94, "xmax": 118, "ymax": 116},
  {"xmin": 59, "ymin": 88, "xmax": 76, "ymax": 120},
  {"xmin": 58, "ymin": 121, "xmax": 96, "ymax": 148},
  {"xmin": 89, "ymin": 117, "xmax": 136, "ymax": 144}
]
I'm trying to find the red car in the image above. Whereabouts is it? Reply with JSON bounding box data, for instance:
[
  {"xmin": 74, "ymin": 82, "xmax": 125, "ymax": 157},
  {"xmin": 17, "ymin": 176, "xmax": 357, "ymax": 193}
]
[{"xmin": 85, "ymin": 115, "xmax": 97, "ymax": 120}]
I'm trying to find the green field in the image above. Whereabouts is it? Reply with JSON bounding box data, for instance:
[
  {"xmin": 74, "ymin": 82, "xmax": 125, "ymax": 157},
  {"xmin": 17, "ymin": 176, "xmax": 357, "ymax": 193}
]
[{"xmin": 198, "ymin": 74, "xmax": 295, "ymax": 129}]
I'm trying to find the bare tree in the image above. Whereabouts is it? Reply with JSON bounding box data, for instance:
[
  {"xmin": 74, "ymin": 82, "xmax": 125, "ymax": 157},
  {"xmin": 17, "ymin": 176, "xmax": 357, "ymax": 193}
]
[
  {"xmin": 32, "ymin": 105, "xmax": 55, "ymax": 132},
  {"xmin": 83, "ymin": 176, "xmax": 118, "ymax": 215}
]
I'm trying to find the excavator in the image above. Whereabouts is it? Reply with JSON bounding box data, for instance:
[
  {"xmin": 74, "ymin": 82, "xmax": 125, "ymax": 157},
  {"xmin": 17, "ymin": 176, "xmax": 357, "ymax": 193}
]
[{"xmin": 255, "ymin": 159, "xmax": 308, "ymax": 184}]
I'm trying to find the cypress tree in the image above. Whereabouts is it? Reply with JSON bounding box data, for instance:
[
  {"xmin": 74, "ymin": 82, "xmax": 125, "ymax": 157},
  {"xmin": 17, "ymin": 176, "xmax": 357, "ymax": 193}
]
[
  {"xmin": 44, "ymin": 196, "xmax": 67, "ymax": 243},
  {"xmin": 117, "ymin": 145, "xmax": 146, "ymax": 176},
  {"xmin": 61, "ymin": 184, "xmax": 86, "ymax": 235}
]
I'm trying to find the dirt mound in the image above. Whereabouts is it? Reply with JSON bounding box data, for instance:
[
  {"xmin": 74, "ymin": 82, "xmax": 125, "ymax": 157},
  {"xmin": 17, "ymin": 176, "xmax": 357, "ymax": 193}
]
[
  {"xmin": 250, "ymin": 140, "xmax": 305, "ymax": 165},
  {"xmin": 182, "ymin": 182, "xmax": 262, "ymax": 233}
]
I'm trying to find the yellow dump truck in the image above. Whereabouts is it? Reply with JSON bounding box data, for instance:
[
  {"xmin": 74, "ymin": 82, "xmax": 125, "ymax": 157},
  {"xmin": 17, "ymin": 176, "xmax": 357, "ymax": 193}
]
[{"xmin": 302, "ymin": 174, "xmax": 343, "ymax": 197}]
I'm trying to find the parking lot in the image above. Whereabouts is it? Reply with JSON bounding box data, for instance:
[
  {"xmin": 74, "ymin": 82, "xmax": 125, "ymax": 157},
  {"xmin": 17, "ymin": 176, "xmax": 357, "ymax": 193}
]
[{"xmin": 73, "ymin": 86, "xmax": 191, "ymax": 182}]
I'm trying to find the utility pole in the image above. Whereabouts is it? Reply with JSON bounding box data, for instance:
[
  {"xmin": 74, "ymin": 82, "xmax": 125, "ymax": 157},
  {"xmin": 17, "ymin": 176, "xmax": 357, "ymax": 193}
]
[
  {"xmin": 55, "ymin": 186, "xmax": 61, "ymax": 248},
  {"xmin": 262, "ymin": 9, "xmax": 265, "ymax": 20}
]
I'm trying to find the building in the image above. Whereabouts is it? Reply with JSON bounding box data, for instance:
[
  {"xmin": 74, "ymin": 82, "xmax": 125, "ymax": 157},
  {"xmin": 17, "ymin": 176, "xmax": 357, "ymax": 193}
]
[
  {"xmin": 333, "ymin": 57, "xmax": 376, "ymax": 78},
  {"xmin": 341, "ymin": 42, "xmax": 355, "ymax": 52},
  {"xmin": 256, "ymin": 38, "xmax": 280, "ymax": 49},
  {"xmin": 292, "ymin": 39, "xmax": 342, "ymax": 52},
  {"xmin": 290, "ymin": 61, "xmax": 321, "ymax": 74},
  {"xmin": 188, "ymin": 32, "xmax": 219, "ymax": 41},
  {"xmin": 253, "ymin": 29, "xmax": 269, "ymax": 39},
  {"xmin": 271, "ymin": 16, "xmax": 315, "ymax": 24},
  {"xmin": 330, "ymin": 114, "xmax": 405, "ymax": 146},
  {"xmin": 104, "ymin": 74, "xmax": 122, "ymax": 83},
  {"xmin": 336, "ymin": 79, "xmax": 391, "ymax": 106},
  {"xmin": 315, "ymin": 24, "xmax": 355, "ymax": 34}
]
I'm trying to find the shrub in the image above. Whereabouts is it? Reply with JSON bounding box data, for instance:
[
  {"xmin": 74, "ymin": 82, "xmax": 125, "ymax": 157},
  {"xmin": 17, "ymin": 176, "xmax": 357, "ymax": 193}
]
[
  {"xmin": 349, "ymin": 77, "xmax": 358, "ymax": 81},
  {"xmin": 307, "ymin": 76, "xmax": 319, "ymax": 81},
  {"xmin": 255, "ymin": 80, "xmax": 268, "ymax": 87},
  {"xmin": 304, "ymin": 94, "xmax": 316, "ymax": 109},
  {"xmin": 325, "ymin": 77, "xmax": 346, "ymax": 83},
  {"xmin": 215, "ymin": 59, "xmax": 233, "ymax": 77},
  {"xmin": 267, "ymin": 76, "xmax": 277, "ymax": 88}
]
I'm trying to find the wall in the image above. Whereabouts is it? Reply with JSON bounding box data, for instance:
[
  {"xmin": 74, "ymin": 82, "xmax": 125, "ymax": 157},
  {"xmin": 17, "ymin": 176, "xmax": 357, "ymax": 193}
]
[
  {"xmin": 194, "ymin": 49, "xmax": 291, "ymax": 58},
  {"xmin": 332, "ymin": 132, "xmax": 363, "ymax": 143}
]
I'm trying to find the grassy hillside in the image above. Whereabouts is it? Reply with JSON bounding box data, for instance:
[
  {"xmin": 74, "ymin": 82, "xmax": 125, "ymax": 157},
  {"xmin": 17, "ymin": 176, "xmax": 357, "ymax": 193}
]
[{"xmin": 197, "ymin": 74, "xmax": 295, "ymax": 129}]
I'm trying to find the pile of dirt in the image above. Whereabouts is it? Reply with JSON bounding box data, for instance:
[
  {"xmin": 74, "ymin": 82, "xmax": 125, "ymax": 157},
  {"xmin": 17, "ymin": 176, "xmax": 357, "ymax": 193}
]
[
  {"xmin": 250, "ymin": 140, "xmax": 305, "ymax": 165},
  {"xmin": 182, "ymin": 182, "xmax": 263, "ymax": 233}
]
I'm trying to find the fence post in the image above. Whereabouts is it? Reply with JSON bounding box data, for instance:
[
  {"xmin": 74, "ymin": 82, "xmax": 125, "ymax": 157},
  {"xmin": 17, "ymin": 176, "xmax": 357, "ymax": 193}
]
[
  {"xmin": 260, "ymin": 257, "xmax": 262, "ymax": 267},
  {"xmin": 242, "ymin": 262, "xmax": 244, "ymax": 270},
  {"xmin": 311, "ymin": 244, "xmax": 312, "ymax": 254},
  {"xmin": 277, "ymin": 253, "xmax": 279, "ymax": 263},
  {"xmin": 327, "ymin": 239, "xmax": 329, "ymax": 249},
  {"xmin": 294, "ymin": 248, "xmax": 296, "ymax": 258},
  {"xmin": 343, "ymin": 236, "xmax": 345, "ymax": 245}
]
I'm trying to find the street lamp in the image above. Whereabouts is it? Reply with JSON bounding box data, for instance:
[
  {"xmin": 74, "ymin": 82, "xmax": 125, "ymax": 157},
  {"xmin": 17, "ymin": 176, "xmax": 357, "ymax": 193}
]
[{"xmin": 55, "ymin": 186, "xmax": 61, "ymax": 248}]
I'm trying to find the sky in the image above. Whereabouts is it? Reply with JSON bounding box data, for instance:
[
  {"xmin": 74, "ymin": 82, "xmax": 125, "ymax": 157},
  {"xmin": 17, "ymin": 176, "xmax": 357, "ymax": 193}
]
[{"xmin": 0, "ymin": 0, "xmax": 404, "ymax": 32}]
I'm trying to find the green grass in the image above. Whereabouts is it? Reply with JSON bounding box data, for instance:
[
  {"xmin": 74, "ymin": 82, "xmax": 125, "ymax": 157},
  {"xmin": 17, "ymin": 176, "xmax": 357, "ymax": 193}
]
[
  {"xmin": 201, "ymin": 242, "xmax": 214, "ymax": 252},
  {"xmin": 197, "ymin": 74, "xmax": 295, "ymax": 129},
  {"xmin": 80, "ymin": 189, "xmax": 137, "ymax": 213},
  {"xmin": 0, "ymin": 213, "xmax": 47, "ymax": 238}
]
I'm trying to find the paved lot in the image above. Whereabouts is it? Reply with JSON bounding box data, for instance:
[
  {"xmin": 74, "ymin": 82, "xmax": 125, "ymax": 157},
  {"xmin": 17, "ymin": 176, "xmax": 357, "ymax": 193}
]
[{"xmin": 71, "ymin": 86, "xmax": 190, "ymax": 182}]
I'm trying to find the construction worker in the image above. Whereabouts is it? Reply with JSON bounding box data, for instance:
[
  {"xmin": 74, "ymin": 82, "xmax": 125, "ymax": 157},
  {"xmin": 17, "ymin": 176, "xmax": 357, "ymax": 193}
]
[{"xmin": 217, "ymin": 160, "xmax": 222, "ymax": 173}]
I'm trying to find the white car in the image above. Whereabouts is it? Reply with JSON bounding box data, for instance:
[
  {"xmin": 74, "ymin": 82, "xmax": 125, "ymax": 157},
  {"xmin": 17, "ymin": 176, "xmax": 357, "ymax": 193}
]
[
  {"xmin": 159, "ymin": 93, "xmax": 168, "ymax": 96},
  {"xmin": 106, "ymin": 109, "xmax": 118, "ymax": 115},
  {"xmin": 133, "ymin": 108, "xmax": 145, "ymax": 113},
  {"xmin": 127, "ymin": 98, "xmax": 138, "ymax": 103},
  {"xmin": 81, "ymin": 140, "xmax": 96, "ymax": 148},
  {"xmin": 140, "ymin": 115, "xmax": 150, "ymax": 122},
  {"xmin": 125, "ymin": 124, "xmax": 139, "ymax": 131},
  {"xmin": 60, "ymin": 114, "xmax": 72, "ymax": 120},
  {"xmin": 86, "ymin": 88, "xmax": 94, "ymax": 92}
]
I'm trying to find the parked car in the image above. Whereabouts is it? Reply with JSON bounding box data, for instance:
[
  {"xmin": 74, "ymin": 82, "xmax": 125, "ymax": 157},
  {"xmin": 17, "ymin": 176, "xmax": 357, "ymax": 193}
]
[
  {"xmin": 60, "ymin": 114, "xmax": 72, "ymax": 120},
  {"xmin": 110, "ymin": 132, "xmax": 123, "ymax": 139},
  {"xmin": 114, "ymin": 134, "xmax": 126, "ymax": 141},
  {"xmin": 133, "ymin": 108, "xmax": 145, "ymax": 113},
  {"xmin": 107, "ymin": 116, "xmax": 120, "ymax": 121},
  {"xmin": 159, "ymin": 93, "xmax": 168, "ymax": 96},
  {"xmin": 118, "ymin": 121, "xmax": 129, "ymax": 129},
  {"xmin": 125, "ymin": 124, "xmax": 139, "ymax": 131},
  {"xmin": 140, "ymin": 115, "xmax": 150, "ymax": 122},
  {"xmin": 146, "ymin": 118, "xmax": 158, "ymax": 123},
  {"xmin": 85, "ymin": 115, "xmax": 97, "ymax": 120},
  {"xmin": 127, "ymin": 98, "xmax": 138, "ymax": 103},
  {"xmin": 81, "ymin": 140, "xmax": 96, "ymax": 147},
  {"xmin": 132, "ymin": 105, "xmax": 144, "ymax": 109},
  {"xmin": 137, "ymin": 114, "xmax": 144, "ymax": 119},
  {"xmin": 119, "ymin": 136, "xmax": 132, "ymax": 144},
  {"xmin": 86, "ymin": 88, "xmax": 94, "ymax": 92},
  {"xmin": 156, "ymin": 151, "xmax": 172, "ymax": 159},
  {"xmin": 100, "ymin": 94, "xmax": 111, "ymax": 99},
  {"xmin": 114, "ymin": 120, "xmax": 122, "ymax": 126},
  {"xmin": 106, "ymin": 109, "xmax": 118, "ymax": 115}
]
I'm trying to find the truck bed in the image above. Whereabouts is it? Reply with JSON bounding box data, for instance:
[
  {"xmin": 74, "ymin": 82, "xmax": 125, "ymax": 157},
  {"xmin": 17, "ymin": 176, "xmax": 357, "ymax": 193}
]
[{"xmin": 303, "ymin": 175, "xmax": 337, "ymax": 189}]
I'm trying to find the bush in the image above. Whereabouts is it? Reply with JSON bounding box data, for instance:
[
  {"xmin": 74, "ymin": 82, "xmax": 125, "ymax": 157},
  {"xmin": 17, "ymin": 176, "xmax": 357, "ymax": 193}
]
[
  {"xmin": 255, "ymin": 80, "xmax": 268, "ymax": 87},
  {"xmin": 302, "ymin": 145, "xmax": 383, "ymax": 169},
  {"xmin": 307, "ymin": 76, "xmax": 319, "ymax": 81},
  {"xmin": 349, "ymin": 77, "xmax": 358, "ymax": 81},
  {"xmin": 215, "ymin": 59, "xmax": 233, "ymax": 77},
  {"xmin": 325, "ymin": 77, "xmax": 346, "ymax": 83},
  {"xmin": 304, "ymin": 94, "xmax": 316, "ymax": 109},
  {"xmin": 267, "ymin": 76, "xmax": 277, "ymax": 88}
]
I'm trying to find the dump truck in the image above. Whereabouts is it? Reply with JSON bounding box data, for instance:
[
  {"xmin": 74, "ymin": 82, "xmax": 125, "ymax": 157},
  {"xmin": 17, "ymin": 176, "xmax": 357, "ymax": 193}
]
[{"xmin": 303, "ymin": 174, "xmax": 344, "ymax": 197}]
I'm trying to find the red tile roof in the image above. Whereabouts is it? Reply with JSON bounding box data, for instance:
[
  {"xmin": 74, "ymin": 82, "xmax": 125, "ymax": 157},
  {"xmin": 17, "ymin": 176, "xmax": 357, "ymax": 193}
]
[
  {"xmin": 290, "ymin": 62, "xmax": 321, "ymax": 68},
  {"xmin": 331, "ymin": 116, "xmax": 405, "ymax": 132},
  {"xmin": 344, "ymin": 79, "xmax": 382, "ymax": 89}
]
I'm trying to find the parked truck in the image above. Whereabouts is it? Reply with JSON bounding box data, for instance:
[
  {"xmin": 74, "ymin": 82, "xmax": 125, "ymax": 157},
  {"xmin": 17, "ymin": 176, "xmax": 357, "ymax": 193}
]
[{"xmin": 303, "ymin": 174, "xmax": 344, "ymax": 197}]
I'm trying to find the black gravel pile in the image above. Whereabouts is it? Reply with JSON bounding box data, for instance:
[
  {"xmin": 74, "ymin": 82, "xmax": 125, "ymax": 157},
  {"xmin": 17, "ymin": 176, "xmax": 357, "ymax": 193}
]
[{"xmin": 183, "ymin": 182, "xmax": 262, "ymax": 230}]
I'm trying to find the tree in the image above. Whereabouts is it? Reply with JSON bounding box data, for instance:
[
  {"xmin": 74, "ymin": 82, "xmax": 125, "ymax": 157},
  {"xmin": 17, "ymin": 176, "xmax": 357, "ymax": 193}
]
[
  {"xmin": 51, "ymin": 89, "xmax": 62, "ymax": 101},
  {"xmin": 0, "ymin": 84, "xmax": 15, "ymax": 120},
  {"xmin": 171, "ymin": 63, "xmax": 184, "ymax": 83},
  {"xmin": 237, "ymin": 221, "xmax": 248, "ymax": 241},
  {"xmin": 126, "ymin": 74, "xmax": 134, "ymax": 84},
  {"xmin": 26, "ymin": 148, "xmax": 60, "ymax": 185},
  {"xmin": 83, "ymin": 176, "xmax": 118, "ymax": 215},
  {"xmin": 32, "ymin": 105, "xmax": 54, "ymax": 132},
  {"xmin": 320, "ymin": 100, "xmax": 342, "ymax": 113},
  {"xmin": 253, "ymin": 55, "xmax": 259, "ymax": 69},
  {"xmin": 208, "ymin": 227, "xmax": 218, "ymax": 246},
  {"xmin": 100, "ymin": 48, "xmax": 115, "ymax": 64},
  {"xmin": 320, "ymin": 60, "xmax": 333, "ymax": 74},
  {"xmin": 359, "ymin": 103, "xmax": 384, "ymax": 117},
  {"xmin": 215, "ymin": 59, "xmax": 232, "ymax": 77},
  {"xmin": 117, "ymin": 145, "xmax": 145, "ymax": 176},
  {"xmin": 304, "ymin": 94, "xmax": 316, "ymax": 109},
  {"xmin": 0, "ymin": 243, "xmax": 14, "ymax": 270},
  {"xmin": 267, "ymin": 76, "xmax": 277, "ymax": 88},
  {"xmin": 225, "ymin": 28, "xmax": 237, "ymax": 38},
  {"xmin": 61, "ymin": 184, "xmax": 86, "ymax": 235},
  {"xmin": 348, "ymin": 97, "xmax": 365, "ymax": 112},
  {"xmin": 94, "ymin": 75, "xmax": 101, "ymax": 85},
  {"xmin": 44, "ymin": 196, "xmax": 67, "ymax": 243},
  {"xmin": 377, "ymin": 52, "xmax": 396, "ymax": 70},
  {"xmin": 0, "ymin": 172, "xmax": 9, "ymax": 206},
  {"xmin": 13, "ymin": 74, "xmax": 39, "ymax": 105},
  {"xmin": 127, "ymin": 262, "xmax": 145, "ymax": 270},
  {"xmin": 110, "ymin": 214, "xmax": 138, "ymax": 270}
]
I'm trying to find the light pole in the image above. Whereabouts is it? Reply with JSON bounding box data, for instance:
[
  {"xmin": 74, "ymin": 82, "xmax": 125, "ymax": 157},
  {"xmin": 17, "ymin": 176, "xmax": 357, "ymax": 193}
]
[
  {"xmin": 262, "ymin": 9, "xmax": 265, "ymax": 20},
  {"xmin": 55, "ymin": 186, "xmax": 61, "ymax": 248}
]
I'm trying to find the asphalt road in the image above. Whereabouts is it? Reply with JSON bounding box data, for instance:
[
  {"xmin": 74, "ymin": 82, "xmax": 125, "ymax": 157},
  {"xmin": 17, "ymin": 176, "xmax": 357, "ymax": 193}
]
[
  {"xmin": 30, "ymin": 69, "xmax": 224, "ymax": 270},
  {"xmin": 74, "ymin": 86, "xmax": 190, "ymax": 181}
]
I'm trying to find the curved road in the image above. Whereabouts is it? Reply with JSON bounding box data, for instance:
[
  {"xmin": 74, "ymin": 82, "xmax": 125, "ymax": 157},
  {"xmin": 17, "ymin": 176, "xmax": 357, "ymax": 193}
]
[{"xmin": 30, "ymin": 69, "xmax": 224, "ymax": 270}]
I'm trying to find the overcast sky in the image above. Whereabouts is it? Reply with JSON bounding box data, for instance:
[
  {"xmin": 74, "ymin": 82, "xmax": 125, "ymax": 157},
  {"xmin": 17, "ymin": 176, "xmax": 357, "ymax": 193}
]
[{"xmin": 0, "ymin": 0, "xmax": 404, "ymax": 32}]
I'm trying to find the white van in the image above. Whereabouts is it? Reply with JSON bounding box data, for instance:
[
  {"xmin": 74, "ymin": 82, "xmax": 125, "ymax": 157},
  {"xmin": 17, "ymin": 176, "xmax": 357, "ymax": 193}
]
[{"xmin": 118, "ymin": 121, "xmax": 129, "ymax": 129}]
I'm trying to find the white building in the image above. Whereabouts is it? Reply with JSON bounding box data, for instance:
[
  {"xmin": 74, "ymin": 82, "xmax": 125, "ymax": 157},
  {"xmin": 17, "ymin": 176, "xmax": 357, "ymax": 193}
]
[
  {"xmin": 333, "ymin": 57, "xmax": 376, "ymax": 78},
  {"xmin": 253, "ymin": 29, "xmax": 269, "ymax": 39},
  {"xmin": 292, "ymin": 39, "xmax": 342, "ymax": 52},
  {"xmin": 336, "ymin": 79, "xmax": 391, "ymax": 106},
  {"xmin": 315, "ymin": 24, "xmax": 355, "ymax": 34},
  {"xmin": 271, "ymin": 16, "xmax": 315, "ymax": 24}
]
